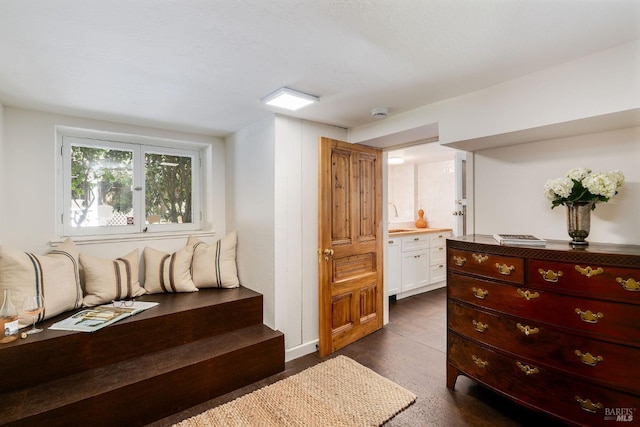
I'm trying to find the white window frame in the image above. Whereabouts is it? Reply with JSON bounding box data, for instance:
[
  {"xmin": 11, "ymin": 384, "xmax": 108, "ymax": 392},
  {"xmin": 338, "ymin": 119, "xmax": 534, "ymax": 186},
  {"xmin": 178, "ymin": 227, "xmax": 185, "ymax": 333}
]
[{"xmin": 57, "ymin": 128, "xmax": 204, "ymax": 238}]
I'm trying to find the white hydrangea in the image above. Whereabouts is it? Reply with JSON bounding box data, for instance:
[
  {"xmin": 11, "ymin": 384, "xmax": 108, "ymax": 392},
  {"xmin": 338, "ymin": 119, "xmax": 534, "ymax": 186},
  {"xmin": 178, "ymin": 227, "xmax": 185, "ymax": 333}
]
[
  {"xmin": 583, "ymin": 171, "xmax": 624, "ymax": 199},
  {"xmin": 544, "ymin": 177, "xmax": 573, "ymax": 200},
  {"xmin": 566, "ymin": 167, "xmax": 591, "ymax": 182}
]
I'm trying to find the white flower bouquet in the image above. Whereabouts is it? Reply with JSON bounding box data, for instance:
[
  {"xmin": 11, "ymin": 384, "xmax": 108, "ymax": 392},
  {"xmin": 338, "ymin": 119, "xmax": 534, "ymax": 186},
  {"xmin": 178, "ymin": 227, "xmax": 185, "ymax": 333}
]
[{"xmin": 544, "ymin": 167, "xmax": 624, "ymax": 209}]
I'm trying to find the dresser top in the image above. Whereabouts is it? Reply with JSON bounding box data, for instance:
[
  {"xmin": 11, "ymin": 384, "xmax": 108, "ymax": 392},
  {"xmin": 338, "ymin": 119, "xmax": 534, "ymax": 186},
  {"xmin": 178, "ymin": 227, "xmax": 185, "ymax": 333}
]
[{"xmin": 448, "ymin": 234, "xmax": 640, "ymax": 265}]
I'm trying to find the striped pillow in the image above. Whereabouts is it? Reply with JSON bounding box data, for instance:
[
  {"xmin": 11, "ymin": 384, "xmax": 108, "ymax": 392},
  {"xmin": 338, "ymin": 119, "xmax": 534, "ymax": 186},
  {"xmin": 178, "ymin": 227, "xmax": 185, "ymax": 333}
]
[
  {"xmin": 188, "ymin": 232, "xmax": 239, "ymax": 289},
  {"xmin": 143, "ymin": 245, "xmax": 198, "ymax": 294},
  {"xmin": 0, "ymin": 238, "xmax": 83, "ymax": 327},
  {"xmin": 80, "ymin": 249, "xmax": 146, "ymax": 307}
]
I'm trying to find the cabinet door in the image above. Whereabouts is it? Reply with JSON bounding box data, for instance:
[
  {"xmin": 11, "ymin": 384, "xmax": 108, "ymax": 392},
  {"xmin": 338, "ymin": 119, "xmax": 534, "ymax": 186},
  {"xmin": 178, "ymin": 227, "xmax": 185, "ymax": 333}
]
[
  {"xmin": 386, "ymin": 239, "xmax": 401, "ymax": 296},
  {"xmin": 401, "ymin": 249, "xmax": 430, "ymax": 292}
]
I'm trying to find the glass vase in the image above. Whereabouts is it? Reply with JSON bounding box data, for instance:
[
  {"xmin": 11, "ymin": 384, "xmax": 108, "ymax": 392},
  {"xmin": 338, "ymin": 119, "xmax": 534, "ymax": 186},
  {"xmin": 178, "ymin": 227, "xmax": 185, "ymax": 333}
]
[{"xmin": 566, "ymin": 201, "xmax": 594, "ymax": 246}]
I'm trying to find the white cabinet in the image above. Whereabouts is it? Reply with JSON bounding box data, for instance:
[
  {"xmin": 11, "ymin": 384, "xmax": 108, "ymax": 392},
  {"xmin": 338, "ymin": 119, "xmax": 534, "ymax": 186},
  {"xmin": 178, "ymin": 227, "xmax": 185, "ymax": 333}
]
[
  {"xmin": 386, "ymin": 238, "xmax": 401, "ymax": 296},
  {"xmin": 429, "ymin": 231, "xmax": 450, "ymax": 284},
  {"xmin": 388, "ymin": 229, "xmax": 452, "ymax": 299},
  {"xmin": 400, "ymin": 234, "xmax": 429, "ymax": 292}
]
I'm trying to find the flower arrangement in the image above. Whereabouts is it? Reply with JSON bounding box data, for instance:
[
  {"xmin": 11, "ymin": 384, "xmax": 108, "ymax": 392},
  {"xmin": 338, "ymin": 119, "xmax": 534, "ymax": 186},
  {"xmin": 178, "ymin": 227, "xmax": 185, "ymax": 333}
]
[{"xmin": 544, "ymin": 167, "xmax": 624, "ymax": 209}]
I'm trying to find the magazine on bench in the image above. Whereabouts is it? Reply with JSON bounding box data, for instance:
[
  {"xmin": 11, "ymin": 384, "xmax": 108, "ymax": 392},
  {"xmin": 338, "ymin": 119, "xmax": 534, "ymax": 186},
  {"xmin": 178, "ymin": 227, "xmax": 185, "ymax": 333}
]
[{"xmin": 49, "ymin": 301, "xmax": 159, "ymax": 333}]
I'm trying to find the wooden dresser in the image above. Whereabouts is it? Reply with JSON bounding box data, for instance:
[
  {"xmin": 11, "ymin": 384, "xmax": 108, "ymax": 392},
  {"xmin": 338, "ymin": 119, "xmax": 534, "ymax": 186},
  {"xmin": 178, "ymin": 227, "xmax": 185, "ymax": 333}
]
[{"xmin": 446, "ymin": 235, "xmax": 640, "ymax": 426}]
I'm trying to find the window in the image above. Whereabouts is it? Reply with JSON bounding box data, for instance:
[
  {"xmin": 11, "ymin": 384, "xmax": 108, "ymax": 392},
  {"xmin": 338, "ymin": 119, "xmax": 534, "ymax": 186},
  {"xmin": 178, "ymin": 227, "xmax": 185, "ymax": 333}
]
[{"xmin": 59, "ymin": 132, "xmax": 202, "ymax": 237}]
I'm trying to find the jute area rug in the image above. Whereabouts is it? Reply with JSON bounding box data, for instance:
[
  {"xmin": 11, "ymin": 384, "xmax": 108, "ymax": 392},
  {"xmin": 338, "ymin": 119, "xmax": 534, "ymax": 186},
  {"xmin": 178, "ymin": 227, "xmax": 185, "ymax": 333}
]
[{"xmin": 174, "ymin": 355, "xmax": 417, "ymax": 427}]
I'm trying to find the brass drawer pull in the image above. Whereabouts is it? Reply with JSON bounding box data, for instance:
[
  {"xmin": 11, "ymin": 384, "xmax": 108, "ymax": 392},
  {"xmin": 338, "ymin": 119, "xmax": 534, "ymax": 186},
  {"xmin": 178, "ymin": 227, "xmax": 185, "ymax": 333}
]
[
  {"xmin": 616, "ymin": 277, "xmax": 640, "ymax": 292},
  {"xmin": 538, "ymin": 268, "xmax": 563, "ymax": 283},
  {"xmin": 516, "ymin": 322, "xmax": 539, "ymax": 336},
  {"xmin": 472, "ymin": 253, "xmax": 488, "ymax": 263},
  {"xmin": 517, "ymin": 288, "xmax": 540, "ymax": 301},
  {"xmin": 575, "ymin": 308, "xmax": 604, "ymax": 324},
  {"xmin": 575, "ymin": 396, "xmax": 604, "ymax": 413},
  {"xmin": 495, "ymin": 263, "xmax": 515, "ymax": 275},
  {"xmin": 453, "ymin": 256, "xmax": 466, "ymax": 267},
  {"xmin": 472, "ymin": 355, "xmax": 488, "ymax": 369},
  {"xmin": 516, "ymin": 361, "xmax": 539, "ymax": 376},
  {"xmin": 472, "ymin": 320, "xmax": 489, "ymax": 333},
  {"xmin": 472, "ymin": 287, "xmax": 488, "ymax": 299},
  {"xmin": 575, "ymin": 350, "xmax": 604, "ymax": 367},
  {"xmin": 575, "ymin": 265, "xmax": 604, "ymax": 278}
]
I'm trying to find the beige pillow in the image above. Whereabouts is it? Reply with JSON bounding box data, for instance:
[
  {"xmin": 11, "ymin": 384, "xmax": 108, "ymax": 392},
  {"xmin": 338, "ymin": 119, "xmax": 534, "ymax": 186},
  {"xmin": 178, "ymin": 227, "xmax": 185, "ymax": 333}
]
[
  {"xmin": 143, "ymin": 245, "xmax": 198, "ymax": 294},
  {"xmin": 0, "ymin": 238, "xmax": 83, "ymax": 327},
  {"xmin": 81, "ymin": 249, "xmax": 146, "ymax": 307},
  {"xmin": 187, "ymin": 232, "xmax": 239, "ymax": 289}
]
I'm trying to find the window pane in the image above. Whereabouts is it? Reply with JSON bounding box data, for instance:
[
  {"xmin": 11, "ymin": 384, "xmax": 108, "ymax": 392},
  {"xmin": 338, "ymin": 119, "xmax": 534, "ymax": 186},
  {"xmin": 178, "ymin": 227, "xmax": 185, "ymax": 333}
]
[
  {"xmin": 145, "ymin": 153, "xmax": 192, "ymax": 224},
  {"xmin": 70, "ymin": 146, "xmax": 134, "ymax": 228}
]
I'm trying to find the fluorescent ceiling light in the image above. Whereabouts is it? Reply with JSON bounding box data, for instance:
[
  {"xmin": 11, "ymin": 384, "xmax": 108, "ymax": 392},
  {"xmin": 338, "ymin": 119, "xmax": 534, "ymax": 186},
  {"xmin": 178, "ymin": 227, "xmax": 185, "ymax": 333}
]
[
  {"xmin": 261, "ymin": 87, "xmax": 319, "ymax": 111},
  {"xmin": 388, "ymin": 157, "xmax": 405, "ymax": 165}
]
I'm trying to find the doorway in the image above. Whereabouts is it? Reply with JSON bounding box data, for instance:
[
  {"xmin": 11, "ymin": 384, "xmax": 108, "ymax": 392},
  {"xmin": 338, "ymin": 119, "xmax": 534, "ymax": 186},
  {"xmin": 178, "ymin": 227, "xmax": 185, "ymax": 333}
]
[{"xmin": 383, "ymin": 141, "xmax": 472, "ymax": 324}]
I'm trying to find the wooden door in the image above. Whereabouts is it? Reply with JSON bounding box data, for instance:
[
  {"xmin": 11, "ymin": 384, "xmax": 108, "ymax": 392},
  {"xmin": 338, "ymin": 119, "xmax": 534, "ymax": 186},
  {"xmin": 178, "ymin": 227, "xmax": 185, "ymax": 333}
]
[{"xmin": 318, "ymin": 137, "xmax": 383, "ymax": 357}]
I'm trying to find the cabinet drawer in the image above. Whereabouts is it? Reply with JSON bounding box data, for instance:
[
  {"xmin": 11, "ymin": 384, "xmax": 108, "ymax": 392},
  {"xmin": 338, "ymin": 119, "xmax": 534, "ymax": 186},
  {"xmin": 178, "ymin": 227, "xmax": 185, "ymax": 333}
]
[
  {"xmin": 430, "ymin": 246, "xmax": 446, "ymax": 264},
  {"xmin": 429, "ymin": 232, "xmax": 450, "ymax": 247},
  {"xmin": 448, "ymin": 333, "xmax": 640, "ymax": 426},
  {"xmin": 430, "ymin": 263, "xmax": 446, "ymax": 283},
  {"xmin": 448, "ymin": 273, "xmax": 640, "ymax": 344},
  {"xmin": 402, "ymin": 235, "xmax": 429, "ymax": 251},
  {"xmin": 448, "ymin": 248, "xmax": 524, "ymax": 284},
  {"xmin": 530, "ymin": 259, "xmax": 640, "ymax": 303},
  {"xmin": 448, "ymin": 301, "xmax": 640, "ymax": 394}
]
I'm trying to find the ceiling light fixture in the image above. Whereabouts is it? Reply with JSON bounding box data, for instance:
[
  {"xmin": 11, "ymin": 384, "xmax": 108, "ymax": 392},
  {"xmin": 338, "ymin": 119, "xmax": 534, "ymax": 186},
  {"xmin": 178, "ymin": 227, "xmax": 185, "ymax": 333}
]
[
  {"xmin": 388, "ymin": 157, "xmax": 405, "ymax": 165},
  {"xmin": 261, "ymin": 87, "xmax": 319, "ymax": 111}
]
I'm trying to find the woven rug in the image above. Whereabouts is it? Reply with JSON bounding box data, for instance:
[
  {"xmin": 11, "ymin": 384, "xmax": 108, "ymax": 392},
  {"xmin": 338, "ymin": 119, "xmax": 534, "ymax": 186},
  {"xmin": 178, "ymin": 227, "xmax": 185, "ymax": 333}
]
[{"xmin": 174, "ymin": 355, "xmax": 416, "ymax": 427}]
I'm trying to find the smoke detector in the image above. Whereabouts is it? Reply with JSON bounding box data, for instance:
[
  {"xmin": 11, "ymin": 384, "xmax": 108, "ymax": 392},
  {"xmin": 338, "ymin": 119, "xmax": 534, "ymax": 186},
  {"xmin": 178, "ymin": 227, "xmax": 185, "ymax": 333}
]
[{"xmin": 371, "ymin": 107, "xmax": 388, "ymax": 119}]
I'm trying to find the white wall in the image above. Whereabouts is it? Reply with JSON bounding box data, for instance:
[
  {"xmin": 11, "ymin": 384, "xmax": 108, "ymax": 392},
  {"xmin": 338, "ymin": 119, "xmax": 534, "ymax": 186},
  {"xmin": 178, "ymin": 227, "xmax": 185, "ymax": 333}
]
[
  {"xmin": 474, "ymin": 127, "xmax": 640, "ymax": 244},
  {"xmin": 1, "ymin": 107, "xmax": 226, "ymax": 257},
  {"xmin": 226, "ymin": 116, "xmax": 277, "ymax": 330},
  {"xmin": 349, "ymin": 41, "xmax": 640, "ymax": 149},
  {"xmin": 0, "ymin": 102, "xmax": 4, "ymax": 241},
  {"xmin": 417, "ymin": 158, "xmax": 456, "ymax": 229},
  {"xmin": 226, "ymin": 115, "xmax": 346, "ymax": 361}
]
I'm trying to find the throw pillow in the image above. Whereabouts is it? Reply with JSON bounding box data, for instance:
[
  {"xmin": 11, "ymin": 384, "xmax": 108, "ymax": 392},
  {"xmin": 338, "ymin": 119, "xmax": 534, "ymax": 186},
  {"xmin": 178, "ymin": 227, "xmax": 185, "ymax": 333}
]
[
  {"xmin": 80, "ymin": 249, "xmax": 146, "ymax": 307},
  {"xmin": 0, "ymin": 238, "xmax": 83, "ymax": 327},
  {"xmin": 187, "ymin": 231, "xmax": 239, "ymax": 289},
  {"xmin": 143, "ymin": 245, "xmax": 198, "ymax": 293}
]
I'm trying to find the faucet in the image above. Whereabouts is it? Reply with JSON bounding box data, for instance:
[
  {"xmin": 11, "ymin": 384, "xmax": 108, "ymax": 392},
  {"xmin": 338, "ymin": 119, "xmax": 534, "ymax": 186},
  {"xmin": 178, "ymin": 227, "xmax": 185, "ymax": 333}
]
[{"xmin": 388, "ymin": 202, "xmax": 399, "ymax": 217}]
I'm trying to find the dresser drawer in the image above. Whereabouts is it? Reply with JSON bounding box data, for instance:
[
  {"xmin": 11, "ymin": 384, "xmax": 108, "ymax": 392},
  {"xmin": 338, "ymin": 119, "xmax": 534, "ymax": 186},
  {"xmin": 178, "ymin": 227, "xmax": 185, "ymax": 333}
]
[
  {"xmin": 448, "ymin": 333, "xmax": 640, "ymax": 426},
  {"xmin": 448, "ymin": 248, "xmax": 524, "ymax": 284},
  {"xmin": 448, "ymin": 301, "xmax": 640, "ymax": 395},
  {"xmin": 448, "ymin": 273, "xmax": 640, "ymax": 344},
  {"xmin": 530, "ymin": 259, "xmax": 640, "ymax": 302}
]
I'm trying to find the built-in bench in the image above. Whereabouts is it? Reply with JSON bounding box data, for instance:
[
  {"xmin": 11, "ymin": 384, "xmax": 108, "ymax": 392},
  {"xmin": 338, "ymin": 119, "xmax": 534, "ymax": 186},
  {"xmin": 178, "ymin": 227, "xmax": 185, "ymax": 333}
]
[{"xmin": 0, "ymin": 287, "xmax": 285, "ymax": 426}]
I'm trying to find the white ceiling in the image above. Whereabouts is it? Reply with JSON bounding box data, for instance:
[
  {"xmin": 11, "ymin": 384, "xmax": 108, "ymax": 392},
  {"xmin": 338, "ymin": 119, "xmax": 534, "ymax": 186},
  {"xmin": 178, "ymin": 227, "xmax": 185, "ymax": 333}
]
[{"xmin": 1, "ymin": 0, "xmax": 639, "ymax": 137}]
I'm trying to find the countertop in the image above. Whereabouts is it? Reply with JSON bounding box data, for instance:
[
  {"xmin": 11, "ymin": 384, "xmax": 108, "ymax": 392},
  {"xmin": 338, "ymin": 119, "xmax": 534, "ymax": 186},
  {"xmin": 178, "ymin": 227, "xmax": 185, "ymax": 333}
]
[{"xmin": 388, "ymin": 227, "xmax": 452, "ymax": 236}]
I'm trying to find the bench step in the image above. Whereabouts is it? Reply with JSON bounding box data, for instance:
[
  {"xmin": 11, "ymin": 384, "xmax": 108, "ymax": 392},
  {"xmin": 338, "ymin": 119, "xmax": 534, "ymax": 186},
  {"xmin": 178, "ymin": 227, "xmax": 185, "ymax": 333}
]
[
  {"xmin": 1, "ymin": 287, "xmax": 265, "ymax": 393},
  {"xmin": 1, "ymin": 324, "xmax": 284, "ymax": 426}
]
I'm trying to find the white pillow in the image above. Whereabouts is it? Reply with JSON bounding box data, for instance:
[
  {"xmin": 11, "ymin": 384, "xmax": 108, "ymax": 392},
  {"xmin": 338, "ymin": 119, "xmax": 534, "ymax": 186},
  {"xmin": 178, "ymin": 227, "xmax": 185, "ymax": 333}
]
[
  {"xmin": 0, "ymin": 238, "xmax": 83, "ymax": 327},
  {"xmin": 188, "ymin": 232, "xmax": 239, "ymax": 289},
  {"xmin": 143, "ymin": 245, "xmax": 198, "ymax": 294},
  {"xmin": 80, "ymin": 249, "xmax": 146, "ymax": 307}
]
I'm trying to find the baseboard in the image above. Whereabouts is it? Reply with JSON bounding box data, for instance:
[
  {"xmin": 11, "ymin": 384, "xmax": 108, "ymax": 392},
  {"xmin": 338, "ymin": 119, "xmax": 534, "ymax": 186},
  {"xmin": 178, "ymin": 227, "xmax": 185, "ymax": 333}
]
[
  {"xmin": 285, "ymin": 339, "xmax": 319, "ymax": 362},
  {"xmin": 396, "ymin": 281, "xmax": 446, "ymax": 300}
]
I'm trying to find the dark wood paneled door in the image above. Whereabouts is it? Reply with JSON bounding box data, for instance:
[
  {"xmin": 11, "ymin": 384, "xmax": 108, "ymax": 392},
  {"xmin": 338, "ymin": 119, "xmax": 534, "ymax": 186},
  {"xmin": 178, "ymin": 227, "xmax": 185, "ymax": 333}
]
[{"xmin": 318, "ymin": 137, "xmax": 383, "ymax": 357}]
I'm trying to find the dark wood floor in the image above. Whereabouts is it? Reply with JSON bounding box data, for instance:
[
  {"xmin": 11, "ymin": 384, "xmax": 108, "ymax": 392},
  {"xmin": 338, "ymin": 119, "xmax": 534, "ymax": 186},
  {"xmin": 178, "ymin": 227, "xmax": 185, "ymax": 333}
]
[{"xmin": 150, "ymin": 288, "xmax": 566, "ymax": 426}]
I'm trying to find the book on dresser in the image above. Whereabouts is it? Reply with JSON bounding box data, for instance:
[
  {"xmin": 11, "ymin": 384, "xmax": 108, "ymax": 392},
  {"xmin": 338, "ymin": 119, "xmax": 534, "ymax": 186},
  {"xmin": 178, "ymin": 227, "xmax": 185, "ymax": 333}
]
[
  {"xmin": 492, "ymin": 233, "xmax": 546, "ymax": 246},
  {"xmin": 446, "ymin": 235, "xmax": 640, "ymax": 426}
]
